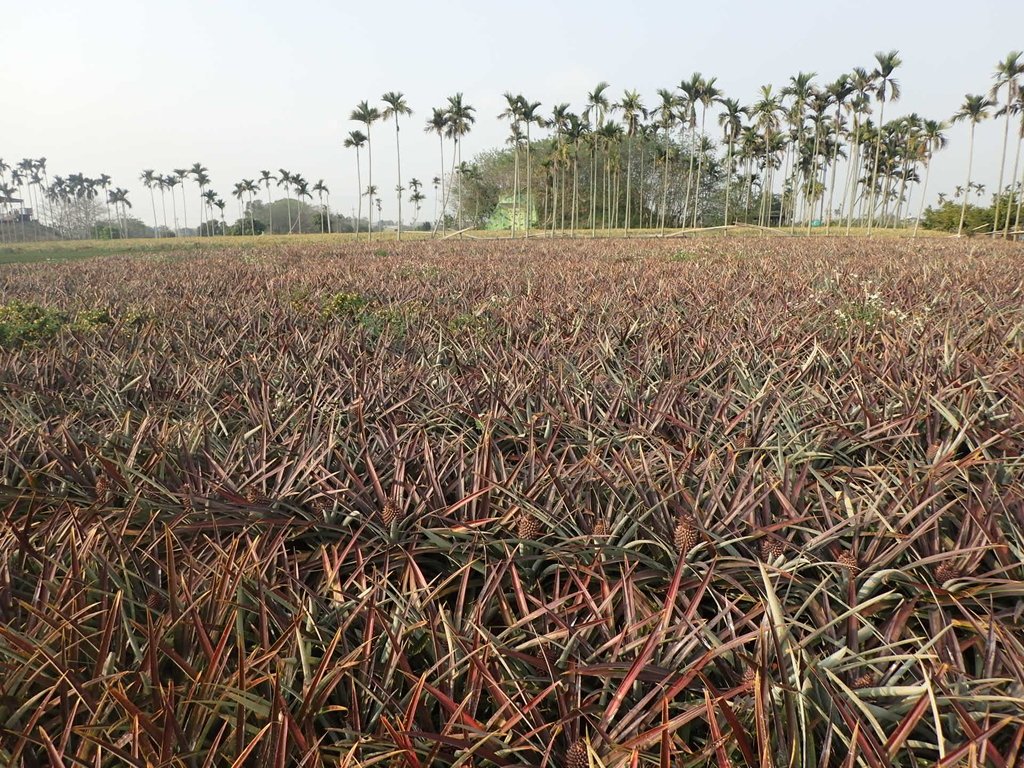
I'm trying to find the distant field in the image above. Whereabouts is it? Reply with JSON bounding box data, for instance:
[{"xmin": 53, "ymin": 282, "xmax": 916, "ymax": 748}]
[
  {"xmin": 0, "ymin": 224, "xmax": 953, "ymax": 265},
  {"xmin": 1, "ymin": 237, "xmax": 1022, "ymax": 765}
]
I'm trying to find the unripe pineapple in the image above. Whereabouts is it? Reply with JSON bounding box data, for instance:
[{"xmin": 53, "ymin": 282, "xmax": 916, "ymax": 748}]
[
  {"xmin": 852, "ymin": 672, "xmax": 876, "ymax": 689},
  {"xmin": 591, "ymin": 518, "xmax": 609, "ymax": 537},
  {"xmin": 380, "ymin": 498, "xmax": 400, "ymax": 525},
  {"xmin": 673, "ymin": 515, "xmax": 701, "ymax": 557},
  {"xmin": 565, "ymin": 740, "xmax": 589, "ymax": 768},
  {"xmin": 760, "ymin": 537, "xmax": 785, "ymax": 561},
  {"xmin": 310, "ymin": 497, "xmax": 331, "ymax": 517},
  {"xmin": 94, "ymin": 473, "xmax": 110, "ymax": 499},
  {"xmin": 146, "ymin": 592, "xmax": 167, "ymax": 612},
  {"xmin": 181, "ymin": 494, "xmax": 194, "ymax": 514},
  {"xmin": 734, "ymin": 432, "xmax": 750, "ymax": 450},
  {"xmin": 934, "ymin": 562, "xmax": 962, "ymax": 584},
  {"xmin": 838, "ymin": 550, "xmax": 861, "ymax": 576},
  {"xmin": 244, "ymin": 488, "xmax": 270, "ymax": 505},
  {"xmin": 518, "ymin": 512, "xmax": 543, "ymax": 540},
  {"xmin": 742, "ymin": 665, "xmax": 758, "ymax": 684}
]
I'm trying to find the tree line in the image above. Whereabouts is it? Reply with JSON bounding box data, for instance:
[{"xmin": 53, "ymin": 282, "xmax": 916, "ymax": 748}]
[{"xmin": 3, "ymin": 50, "xmax": 1023, "ymax": 243}]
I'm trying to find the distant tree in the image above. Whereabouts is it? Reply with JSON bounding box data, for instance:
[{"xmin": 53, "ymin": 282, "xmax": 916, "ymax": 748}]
[
  {"xmin": 191, "ymin": 163, "xmax": 209, "ymax": 235},
  {"xmin": 867, "ymin": 50, "xmax": 902, "ymax": 232},
  {"xmin": 172, "ymin": 169, "xmax": 190, "ymax": 233},
  {"xmin": 140, "ymin": 169, "xmax": 159, "ymax": 238},
  {"xmin": 382, "ymin": 91, "xmax": 413, "ymax": 240},
  {"xmin": 990, "ymin": 51, "xmax": 1024, "ymax": 236},
  {"xmin": 292, "ymin": 174, "xmax": 310, "ymax": 234},
  {"xmin": 344, "ymin": 131, "xmax": 367, "ymax": 238},
  {"xmin": 424, "ymin": 108, "xmax": 449, "ymax": 235},
  {"xmin": 584, "ymin": 82, "xmax": 611, "ymax": 236},
  {"xmin": 350, "ymin": 101, "xmax": 382, "ymax": 239},
  {"xmin": 313, "ymin": 179, "xmax": 330, "ymax": 233},
  {"xmin": 277, "ymin": 169, "xmax": 294, "ymax": 233},
  {"xmin": 408, "ymin": 178, "xmax": 425, "ymax": 225},
  {"xmin": 951, "ymin": 93, "xmax": 995, "ymax": 236},
  {"xmin": 616, "ymin": 89, "xmax": 645, "ymax": 232},
  {"xmin": 259, "ymin": 170, "xmax": 276, "ymax": 234},
  {"xmin": 912, "ymin": 119, "xmax": 948, "ymax": 237},
  {"xmin": 519, "ymin": 97, "xmax": 544, "ymax": 238},
  {"xmin": 444, "ymin": 93, "xmax": 476, "ymax": 230}
]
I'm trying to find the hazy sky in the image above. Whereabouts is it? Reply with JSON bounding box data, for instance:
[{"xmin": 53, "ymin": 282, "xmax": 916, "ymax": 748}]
[{"xmin": 2, "ymin": 0, "xmax": 1022, "ymax": 226}]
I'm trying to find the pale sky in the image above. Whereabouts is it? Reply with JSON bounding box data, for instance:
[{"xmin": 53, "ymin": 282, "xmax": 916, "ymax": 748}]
[{"xmin": 2, "ymin": 0, "xmax": 1022, "ymax": 226}]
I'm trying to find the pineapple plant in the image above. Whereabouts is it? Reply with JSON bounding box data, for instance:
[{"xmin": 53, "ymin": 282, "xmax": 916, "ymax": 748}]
[
  {"xmin": 760, "ymin": 536, "xmax": 785, "ymax": 561},
  {"xmin": 673, "ymin": 514, "xmax": 702, "ymax": 557},
  {"xmin": 380, "ymin": 498, "xmax": 401, "ymax": 525},
  {"xmin": 934, "ymin": 561, "xmax": 963, "ymax": 584},
  {"xmin": 94, "ymin": 473, "xmax": 110, "ymax": 500},
  {"xmin": 518, "ymin": 512, "xmax": 543, "ymax": 540},
  {"xmin": 837, "ymin": 550, "xmax": 861, "ymax": 576},
  {"xmin": 852, "ymin": 672, "xmax": 877, "ymax": 689},
  {"xmin": 565, "ymin": 739, "xmax": 589, "ymax": 768}
]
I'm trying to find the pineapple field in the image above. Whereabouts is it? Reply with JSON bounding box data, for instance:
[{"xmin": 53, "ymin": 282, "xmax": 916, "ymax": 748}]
[{"xmin": 1, "ymin": 236, "xmax": 1023, "ymax": 767}]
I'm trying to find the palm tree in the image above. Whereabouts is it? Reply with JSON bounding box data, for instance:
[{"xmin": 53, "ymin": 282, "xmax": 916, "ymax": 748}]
[
  {"xmin": 343, "ymin": 131, "xmax": 367, "ymax": 238},
  {"xmin": 313, "ymin": 179, "xmax": 330, "ymax": 233},
  {"xmin": 214, "ymin": 198, "xmax": 227, "ymax": 235},
  {"xmin": 653, "ymin": 89, "xmax": 678, "ymax": 233},
  {"xmin": 678, "ymin": 74, "xmax": 702, "ymax": 227},
  {"xmin": 430, "ymin": 175, "xmax": 441, "ymax": 226},
  {"xmin": 867, "ymin": 50, "xmax": 902, "ymax": 232},
  {"xmin": 951, "ymin": 94, "xmax": 995, "ymax": 236},
  {"xmin": 293, "ymin": 175, "xmax": 310, "ymax": 234},
  {"xmin": 781, "ymin": 72, "xmax": 816, "ymax": 228},
  {"xmin": 691, "ymin": 76, "xmax": 721, "ymax": 227},
  {"xmin": 424, "ymin": 108, "xmax": 449, "ymax": 234},
  {"xmin": 163, "ymin": 174, "xmax": 180, "ymax": 235},
  {"xmin": 140, "ymin": 169, "xmax": 159, "ymax": 237},
  {"xmin": 97, "ymin": 173, "xmax": 113, "ymax": 235},
  {"xmin": 616, "ymin": 90, "xmax": 645, "ymax": 232},
  {"xmin": 989, "ymin": 51, "xmax": 1024, "ymax": 237},
  {"xmin": 912, "ymin": 119, "xmax": 948, "ymax": 238},
  {"xmin": 350, "ymin": 101, "xmax": 382, "ymax": 240},
  {"xmin": 584, "ymin": 82, "xmax": 611, "ymax": 236},
  {"xmin": 565, "ymin": 114, "xmax": 589, "ymax": 237},
  {"xmin": 519, "ymin": 97, "xmax": 544, "ymax": 238},
  {"xmin": 1000, "ymin": 90, "xmax": 1024, "ymax": 236},
  {"xmin": 259, "ymin": 170, "xmax": 276, "ymax": 233},
  {"xmin": 232, "ymin": 182, "xmax": 246, "ymax": 232},
  {"xmin": 752, "ymin": 85, "xmax": 784, "ymax": 226},
  {"xmin": 277, "ymin": 169, "xmax": 294, "ymax": 233},
  {"xmin": 843, "ymin": 68, "xmax": 873, "ymax": 232},
  {"xmin": 156, "ymin": 174, "xmax": 170, "ymax": 234},
  {"xmin": 242, "ymin": 179, "xmax": 258, "ymax": 235},
  {"xmin": 190, "ymin": 163, "xmax": 209, "ymax": 235},
  {"xmin": 823, "ymin": 76, "xmax": 853, "ymax": 232},
  {"xmin": 109, "ymin": 187, "xmax": 131, "ymax": 238},
  {"xmin": 718, "ymin": 97, "xmax": 746, "ymax": 226},
  {"xmin": 363, "ymin": 184, "xmax": 378, "ymax": 230},
  {"xmin": 408, "ymin": 178, "xmax": 424, "ymax": 226},
  {"xmin": 498, "ymin": 93, "xmax": 524, "ymax": 236},
  {"xmin": 381, "ymin": 91, "xmax": 413, "ymax": 241},
  {"xmin": 549, "ymin": 103, "xmax": 571, "ymax": 233},
  {"xmin": 201, "ymin": 189, "xmax": 217, "ymax": 234},
  {"xmin": 173, "ymin": 169, "xmax": 190, "ymax": 234},
  {"xmin": 444, "ymin": 93, "xmax": 476, "ymax": 230}
]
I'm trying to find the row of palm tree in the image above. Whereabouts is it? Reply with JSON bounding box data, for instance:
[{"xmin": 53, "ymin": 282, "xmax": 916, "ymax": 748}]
[
  {"xmin": 5, "ymin": 51, "xmax": 1024, "ymax": 242},
  {"xmin": 345, "ymin": 92, "xmax": 476, "ymax": 241},
  {"xmin": 353, "ymin": 52, "xmax": 1019, "ymax": 238}
]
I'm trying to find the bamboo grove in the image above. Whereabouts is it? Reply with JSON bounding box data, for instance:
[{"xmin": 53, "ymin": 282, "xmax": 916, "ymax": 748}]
[{"xmin": 3, "ymin": 50, "xmax": 1024, "ymax": 243}]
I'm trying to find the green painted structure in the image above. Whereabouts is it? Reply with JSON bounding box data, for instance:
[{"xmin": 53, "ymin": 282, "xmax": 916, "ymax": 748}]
[{"xmin": 486, "ymin": 194, "xmax": 537, "ymax": 230}]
